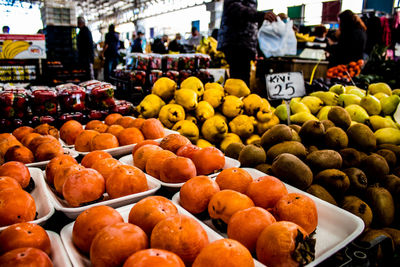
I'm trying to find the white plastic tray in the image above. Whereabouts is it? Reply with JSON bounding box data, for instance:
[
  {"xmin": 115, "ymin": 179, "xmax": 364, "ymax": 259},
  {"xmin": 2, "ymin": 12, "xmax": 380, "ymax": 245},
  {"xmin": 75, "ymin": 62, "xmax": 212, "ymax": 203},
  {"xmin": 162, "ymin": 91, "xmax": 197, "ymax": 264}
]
[
  {"xmin": 26, "ymin": 148, "xmax": 79, "ymax": 169},
  {"xmin": 48, "ymin": 231, "xmax": 72, "ymax": 267},
  {"xmin": 60, "ymin": 201, "xmax": 264, "ymax": 267},
  {"xmin": 172, "ymin": 167, "xmax": 365, "ymax": 267},
  {"xmin": 0, "ymin": 168, "xmax": 55, "ymax": 231},
  {"xmin": 119, "ymin": 155, "xmax": 240, "ymax": 188},
  {"xmin": 43, "ymin": 172, "xmax": 161, "ymax": 219},
  {"xmin": 73, "ymin": 128, "xmax": 178, "ymax": 157}
]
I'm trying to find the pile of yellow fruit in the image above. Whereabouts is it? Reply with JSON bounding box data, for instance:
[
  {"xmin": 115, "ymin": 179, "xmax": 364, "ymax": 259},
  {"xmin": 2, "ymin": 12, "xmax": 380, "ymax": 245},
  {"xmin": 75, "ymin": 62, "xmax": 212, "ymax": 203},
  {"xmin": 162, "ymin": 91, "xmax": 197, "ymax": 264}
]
[{"xmin": 136, "ymin": 77, "xmax": 279, "ymax": 150}]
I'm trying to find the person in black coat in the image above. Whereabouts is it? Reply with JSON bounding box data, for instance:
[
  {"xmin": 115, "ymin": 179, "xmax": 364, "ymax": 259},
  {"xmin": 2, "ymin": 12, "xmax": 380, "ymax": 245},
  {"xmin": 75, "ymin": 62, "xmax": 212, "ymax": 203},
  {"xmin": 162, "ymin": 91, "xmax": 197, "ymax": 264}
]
[
  {"xmin": 77, "ymin": 17, "xmax": 94, "ymax": 80},
  {"xmin": 218, "ymin": 0, "xmax": 277, "ymax": 85},
  {"xmin": 329, "ymin": 10, "xmax": 367, "ymax": 66},
  {"xmin": 103, "ymin": 24, "xmax": 120, "ymax": 82},
  {"xmin": 168, "ymin": 33, "xmax": 184, "ymax": 53}
]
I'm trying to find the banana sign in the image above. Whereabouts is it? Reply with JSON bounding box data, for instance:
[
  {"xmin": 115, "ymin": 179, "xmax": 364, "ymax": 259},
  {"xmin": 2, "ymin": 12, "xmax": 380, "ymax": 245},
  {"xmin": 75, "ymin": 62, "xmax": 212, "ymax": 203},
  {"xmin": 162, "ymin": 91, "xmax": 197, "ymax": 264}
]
[{"xmin": 0, "ymin": 34, "xmax": 46, "ymax": 59}]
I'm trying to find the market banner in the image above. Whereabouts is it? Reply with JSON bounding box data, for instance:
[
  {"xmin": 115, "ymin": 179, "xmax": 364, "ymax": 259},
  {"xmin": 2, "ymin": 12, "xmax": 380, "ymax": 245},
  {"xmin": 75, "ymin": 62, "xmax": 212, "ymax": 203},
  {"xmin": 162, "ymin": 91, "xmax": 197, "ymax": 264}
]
[{"xmin": 0, "ymin": 34, "xmax": 46, "ymax": 59}]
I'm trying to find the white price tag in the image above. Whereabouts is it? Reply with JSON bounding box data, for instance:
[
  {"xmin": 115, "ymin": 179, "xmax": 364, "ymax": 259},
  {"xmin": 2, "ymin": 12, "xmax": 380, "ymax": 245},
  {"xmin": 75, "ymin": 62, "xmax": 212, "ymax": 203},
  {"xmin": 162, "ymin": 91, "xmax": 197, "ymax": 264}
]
[{"xmin": 266, "ymin": 72, "xmax": 306, "ymax": 100}]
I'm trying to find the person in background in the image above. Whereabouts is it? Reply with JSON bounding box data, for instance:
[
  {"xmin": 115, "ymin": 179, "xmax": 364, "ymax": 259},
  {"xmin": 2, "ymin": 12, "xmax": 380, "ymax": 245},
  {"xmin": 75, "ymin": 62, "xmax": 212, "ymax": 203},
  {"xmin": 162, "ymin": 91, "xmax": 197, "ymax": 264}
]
[
  {"xmin": 131, "ymin": 31, "xmax": 144, "ymax": 53},
  {"xmin": 2, "ymin": 26, "xmax": 9, "ymax": 34},
  {"xmin": 187, "ymin": 27, "xmax": 202, "ymax": 49},
  {"xmin": 313, "ymin": 25, "xmax": 328, "ymax": 43},
  {"xmin": 103, "ymin": 24, "xmax": 120, "ymax": 82},
  {"xmin": 168, "ymin": 33, "xmax": 184, "ymax": 53},
  {"xmin": 152, "ymin": 34, "xmax": 169, "ymax": 54},
  {"xmin": 329, "ymin": 10, "xmax": 367, "ymax": 66},
  {"xmin": 218, "ymin": 0, "xmax": 277, "ymax": 85},
  {"xmin": 77, "ymin": 17, "xmax": 94, "ymax": 80}
]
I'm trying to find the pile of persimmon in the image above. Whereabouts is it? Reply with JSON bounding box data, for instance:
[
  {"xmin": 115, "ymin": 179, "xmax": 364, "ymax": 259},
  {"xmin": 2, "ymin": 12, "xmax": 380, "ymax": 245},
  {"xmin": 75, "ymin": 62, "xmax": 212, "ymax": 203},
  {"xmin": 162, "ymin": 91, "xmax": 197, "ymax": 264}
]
[
  {"xmin": 326, "ymin": 59, "xmax": 364, "ymax": 80},
  {"xmin": 1, "ymin": 123, "xmax": 64, "ymax": 164},
  {"xmin": 45, "ymin": 152, "xmax": 149, "ymax": 207},
  {"xmin": 60, "ymin": 114, "xmax": 166, "ymax": 152},
  {"xmin": 71, "ymin": 197, "xmax": 255, "ymax": 267},
  {"xmin": 0, "ymin": 222, "xmax": 53, "ymax": 266},
  {"xmin": 132, "ymin": 134, "xmax": 225, "ymax": 183},
  {"xmin": 0, "ymin": 162, "xmax": 37, "ymax": 227},
  {"xmin": 179, "ymin": 168, "xmax": 318, "ymax": 267}
]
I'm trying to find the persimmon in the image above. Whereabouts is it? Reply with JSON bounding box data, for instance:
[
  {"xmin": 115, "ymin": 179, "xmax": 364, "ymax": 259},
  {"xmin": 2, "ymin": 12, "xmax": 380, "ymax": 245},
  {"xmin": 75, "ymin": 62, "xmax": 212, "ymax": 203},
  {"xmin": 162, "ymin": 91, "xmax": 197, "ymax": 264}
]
[
  {"xmin": 90, "ymin": 223, "xmax": 148, "ymax": 267},
  {"xmin": 145, "ymin": 150, "xmax": 176, "ymax": 179},
  {"xmin": 246, "ymin": 175, "xmax": 288, "ymax": 210},
  {"xmin": 215, "ymin": 167, "xmax": 252, "ymax": 194},
  {"xmin": 85, "ymin": 120, "xmax": 108, "ymax": 133},
  {"xmin": 160, "ymin": 156, "xmax": 197, "ymax": 183},
  {"xmin": 208, "ymin": 189, "xmax": 254, "ymax": 224},
  {"xmin": 81, "ymin": 150, "xmax": 112, "ymax": 168},
  {"xmin": 60, "ymin": 120, "xmax": 84, "ymax": 145},
  {"xmin": 4, "ymin": 145, "xmax": 34, "ymax": 164},
  {"xmin": 0, "ymin": 222, "xmax": 51, "ymax": 255},
  {"xmin": 150, "ymin": 214, "xmax": 209, "ymax": 265},
  {"xmin": 0, "ymin": 188, "xmax": 36, "ymax": 227},
  {"xmin": 91, "ymin": 157, "xmax": 121, "ymax": 182},
  {"xmin": 45, "ymin": 154, "xmax": 77, "ymax": 186},
  {"xmin": 128, "ymin": 196, "xmax": 178, "ymax": 235},
  {"xmin": 192, "ymin": 147, "xmax": 225, "ymax": 175},
  {"xmin": 28, "ymin": 135, "xmax": 58, "ymax": 153},
  {"xmin": 34, "ymin": 123, "xmax": 59, "ymax": 139},
  {"xmin": 256, "ymin": 221, "xmax": 315, "ymax": 267},
  {"xmin": 159, "ymin": 134, "xmax": 191, "ymax": 153},
  {"xmin": 74, "ymin": 130, "xmax": 99, "ymax": 152},
  {"xmin": 90, "ymin": 133, "xmax": 119, "ymax": 150},
  {"xmin": 123, "ymin": 249, "xmax": 185, "ymax": 267},
  {"xmin": 0, "ymin": 247, "xmax": 52, "ymax": 267},
  {"xmin": 176, "ymin": 144, "xmax": 201, "ymax": 159},
  {"xmin": 105, "ymin": 113, "xmax": 123, "ymax": 126},
  {"xmin": 141, "ymin": 119, "xmax": 165, "ymax": 139},
  {"xmin": 72, "ymin": 205, "xmax": 124, "ymax": 254},
  {"xmin": 227, "ymin": 207, "xmax": 276, "ymax": 253},
  {"xmin": 0, "ymin": 176, "xmax": 21, "ymax": 192},
  {"xmin": 116, "ymin": 116, "xmax": 136, "ymax": 128},
  {"xmin": 12, "ymin": 126, "xmax": 34, "ymax": 141},
  {"xmin": 133, "ymin": 144, "xmax": 163, "ymax": 170},
  {"xmin": 21, "ymin": 133, "xmax": 41, "ymax": 147},
  {"xmin": 131, "ymin": 140, "xmax": 160, "ymax": 156},
  {"xmin": 130, "ymin": 118, "xmax": 146, "ymax": 129},
  {"xmin": 273, "ymin": 193, "xmax": 318, "ymax": 235},
  {"xmin": 106, "ymin": 165, "xmax": 148, "ymax": 198},
  {"xmin": 62, "ymin": 168, "xmax": 105, "ymax": 207},
  {"xmin": 106, "ymin": 124, "xmax": 124, "ymax": 137},
  {"xmin": 180, "ymin": 176, "xmax": 220, "ymax": 214},
  {"xmin": 118, "ymin": 127, "xmax": 145, "ymax": 146},
  {"xmin": 0, "ymin": 161, "xmax": 30, "ymax": 188},
  {"xmin": 192, "ymin": 239, "xmax": 254, "ymax": 267},
  {"xmin": 34, "ymin": 141, "xmax": 64, "ymax": 161},
  {"xmin": 54, "ymin": 164, "xmax": 84, "ymax": 194}
]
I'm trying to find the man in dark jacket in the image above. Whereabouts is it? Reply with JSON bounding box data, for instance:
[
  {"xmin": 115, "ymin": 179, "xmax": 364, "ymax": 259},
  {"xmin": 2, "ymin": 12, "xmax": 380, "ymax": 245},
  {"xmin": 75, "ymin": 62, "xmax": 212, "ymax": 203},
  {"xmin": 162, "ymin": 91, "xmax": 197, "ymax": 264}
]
[
  {"xmin": 77, "ymin": 17, "xmax": 94, "ymax": 80},
  {"xmin": 103, "ymin": 24, "xmax": 120, "ymax": 82},
  {"xmin": 218, "ymin": 0, "xmax": 276, "ymax": 85}
]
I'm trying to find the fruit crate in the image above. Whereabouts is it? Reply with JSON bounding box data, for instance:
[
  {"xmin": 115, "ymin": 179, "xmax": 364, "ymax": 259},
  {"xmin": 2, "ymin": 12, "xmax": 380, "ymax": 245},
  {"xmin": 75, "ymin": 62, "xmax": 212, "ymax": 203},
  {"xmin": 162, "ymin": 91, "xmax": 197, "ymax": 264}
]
[{"xmin": 0, "ymin": 59, "xmax": 41, "ymax": 83}]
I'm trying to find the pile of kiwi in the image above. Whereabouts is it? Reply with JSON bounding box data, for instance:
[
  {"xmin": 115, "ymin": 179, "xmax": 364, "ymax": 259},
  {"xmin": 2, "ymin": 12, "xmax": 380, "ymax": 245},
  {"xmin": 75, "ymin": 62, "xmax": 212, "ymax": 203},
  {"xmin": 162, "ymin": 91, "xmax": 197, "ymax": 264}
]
[{"xmin": 226, "ymin": 108, "xmax": 400, "ymax": 255}]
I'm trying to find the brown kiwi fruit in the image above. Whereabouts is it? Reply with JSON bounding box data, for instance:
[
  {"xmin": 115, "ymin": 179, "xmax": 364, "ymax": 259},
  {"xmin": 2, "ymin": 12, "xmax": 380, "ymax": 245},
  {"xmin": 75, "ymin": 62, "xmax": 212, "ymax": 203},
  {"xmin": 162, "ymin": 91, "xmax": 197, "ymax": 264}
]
[
  {"xmin": 376, "ymin": 149, "xmax": 397, "ymax": 170},
  {"xmin": 339, "ymin": 148, "xmax": 361, "ymax": 168},
  {"xmin": 343, "ymin": 168, "xmax": 368, "ymax": 195},
  {"xmin": 306, "ymin": 184, "xmax": 337, "ymax": 206},
  {"xmin": 341, "ymin": 195, "xmax": 373, "ymax": 228},
  {"xmin": 298, "ymin": 120, "xmax": 325, "ymax": 145},
  {"xmin": 360, "ymin": 154, "xmax": 389, "ymax": 182},
  {"xmin": 315, "ymin": 169, "xmax": 350, "ymax": 196},
  {"xmin": 365, "ymin": 186, "xmax": 395, "ymax": 227},
  {"xmin": 306, "ymin": 150, "xmax": 342, "ymax": 172}
]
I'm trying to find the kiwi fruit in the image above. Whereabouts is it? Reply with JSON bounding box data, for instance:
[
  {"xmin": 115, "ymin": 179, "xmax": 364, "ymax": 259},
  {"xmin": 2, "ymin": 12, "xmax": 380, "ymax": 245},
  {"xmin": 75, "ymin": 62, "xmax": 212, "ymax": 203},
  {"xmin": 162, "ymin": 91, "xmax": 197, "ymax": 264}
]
[
  {"xmin": 255, "ymin": 163, "xmax": 273, "ymax": 175},
  {"xmin": 266, "ymin": 141, "xmax": 307, "ymax": 162},
  {"xmin": 306, "ymin": 184, "xmax": 337, "ymax": 206},
  {"xmin": 376, "ymin": 149, "xmax": 397, "ymax": 169},
  {"xmin": 324, "ymin": 127, "xmax": 348, "ymax": 150},
  {"xmin": 339, "ymin": 148, "xmax": 361, "ymax": 168},
  {"xmin": 366, "ymin": 186, "xmax": 395, "ymax": 227},
  {"xmin": 321, "ymin": 120, "xmax": 335, "ymax": 130},
  {"xmin": 382, "ymin": 228, "xmax": 400, "ymax": 250},
  {"xmin": 378, "ymin": 144, "xmax": 400, "ymax": 162},
  {"xmin": 315, "ymin": 169, "xmax": 350, "ymax": 196},
  {"xmin": 238, "ymin": 144, "xmax": 266, "ymax": 167},
  {"xmin": 225, "ymin": 142, "xmax": 244, "ymax": 160},
  {"xmin": 306, "ymin": 150, "xmax": 342, "ymax": 172},
  {"xmin": 260, "ymin": 124, "xmax": 292, "ymax": 150},
  {"xmin": 289, "ymin": 124, "xmax": 301, "ymax": 133},
  {"xmin": 347, "ymin": 123, "xmax": 376, "ymax": 151},
  {"xmin": 327, "ymin": 106, "xmax": 352, "ymax": 130},
  {"xmin": 298, "ymin": 120, "xmax": 325, "ymax": 145},
  {"xmin": 341, "ymin": 195, "xmax": 373, "ymax": 228},
  {"xmin": 307, "ymin": 145, "xmax": 319, "ymax": 154},
  {"xmin": 271, "ymin": 153, "xmax": 313, "ymax": 190},
  {"xmin": 360, "ymin": 154, "xmax": 389, "ymax": 182},
  {"xmin": 343, "ymin": 168, "xmax": 368, "ymax": 195},
  {"xmin": 380, "ymin": 174, "xmax": 400, "ymax": 197}
]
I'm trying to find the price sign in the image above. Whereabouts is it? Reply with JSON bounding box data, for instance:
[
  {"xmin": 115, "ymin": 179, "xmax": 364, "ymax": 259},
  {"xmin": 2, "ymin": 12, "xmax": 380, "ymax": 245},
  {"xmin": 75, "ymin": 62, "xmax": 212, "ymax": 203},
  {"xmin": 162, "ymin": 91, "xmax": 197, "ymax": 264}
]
[{"xmin": 266, "ymin": 72, "xmax": 306, "ymax": 100}]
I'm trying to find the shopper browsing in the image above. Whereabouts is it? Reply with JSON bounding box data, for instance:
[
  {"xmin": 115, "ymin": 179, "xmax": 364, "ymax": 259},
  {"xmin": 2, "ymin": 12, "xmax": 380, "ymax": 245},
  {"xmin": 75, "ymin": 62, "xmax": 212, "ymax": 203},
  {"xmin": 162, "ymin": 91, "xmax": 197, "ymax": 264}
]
[
  {"xmin": 218, "ymin": 0, "xmax": 277, "ymax": 85},
  {"xmin": 103, "ymin": 24, "xmax": 120, "ymax": 82},
  {"xmin": 77, "ymin": 17, "xmax": 94, "ymax": 80}
]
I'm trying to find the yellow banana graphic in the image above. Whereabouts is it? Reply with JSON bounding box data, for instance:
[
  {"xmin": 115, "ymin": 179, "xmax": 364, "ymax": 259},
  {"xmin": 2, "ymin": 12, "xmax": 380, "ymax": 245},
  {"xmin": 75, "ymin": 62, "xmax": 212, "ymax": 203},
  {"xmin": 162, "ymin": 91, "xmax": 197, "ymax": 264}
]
[
  {"xmin": 4, "ymin": 41, "xmax": 30, "ymax": 58},
  {"xmin": 0, "ymin": 40, "xmax": 12, "ymax": 59}
]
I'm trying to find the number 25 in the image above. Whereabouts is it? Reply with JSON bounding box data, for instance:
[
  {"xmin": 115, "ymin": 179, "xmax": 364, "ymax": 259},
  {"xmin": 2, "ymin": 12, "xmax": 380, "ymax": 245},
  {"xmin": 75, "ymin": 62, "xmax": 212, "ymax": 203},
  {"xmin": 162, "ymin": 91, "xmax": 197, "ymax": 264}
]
[{"xmin": 273, "ymin": 82, "xmax": 295, "ymax": 96}]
